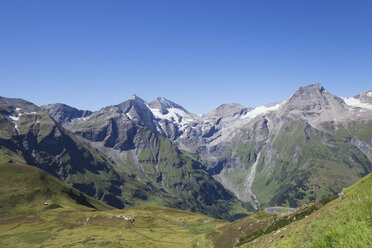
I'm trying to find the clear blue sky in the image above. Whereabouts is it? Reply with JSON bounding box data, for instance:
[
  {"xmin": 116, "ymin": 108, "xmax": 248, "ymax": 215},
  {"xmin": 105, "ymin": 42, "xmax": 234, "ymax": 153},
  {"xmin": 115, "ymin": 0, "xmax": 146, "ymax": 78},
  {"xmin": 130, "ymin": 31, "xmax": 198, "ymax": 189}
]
[{"xmin": 1, "ymin": 0, "xmax": 371, "ymax": 114}]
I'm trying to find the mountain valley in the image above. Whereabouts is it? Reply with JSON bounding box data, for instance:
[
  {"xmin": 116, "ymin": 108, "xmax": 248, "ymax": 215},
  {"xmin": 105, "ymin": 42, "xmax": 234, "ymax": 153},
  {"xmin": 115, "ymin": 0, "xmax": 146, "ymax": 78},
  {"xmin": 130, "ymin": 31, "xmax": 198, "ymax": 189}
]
[
  {"xmin": 41, "ymin": 84, "xmax": 372, "ymax": 210},
  {"xmin": 0, "ymin": 83, "xmax": 371, "ymax": 225}
]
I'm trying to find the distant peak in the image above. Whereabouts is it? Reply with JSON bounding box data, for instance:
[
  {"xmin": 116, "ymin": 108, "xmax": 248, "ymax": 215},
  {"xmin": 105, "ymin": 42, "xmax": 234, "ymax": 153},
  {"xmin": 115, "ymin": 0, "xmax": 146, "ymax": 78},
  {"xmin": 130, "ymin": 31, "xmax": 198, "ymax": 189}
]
[
  {"xmin": 354, "ymin": 90, "xmax": 372, "ymax": 104},
  {"xmin": 206, "ymin": 103, "xmax": 246, "ymax": 119},
  {"xmin": 215, "ymin": 103, "xmax": 245, "ymax": 111},
  {"xmin": 129, "ymin": 94, "xmax": 138, "ymax": 100}
]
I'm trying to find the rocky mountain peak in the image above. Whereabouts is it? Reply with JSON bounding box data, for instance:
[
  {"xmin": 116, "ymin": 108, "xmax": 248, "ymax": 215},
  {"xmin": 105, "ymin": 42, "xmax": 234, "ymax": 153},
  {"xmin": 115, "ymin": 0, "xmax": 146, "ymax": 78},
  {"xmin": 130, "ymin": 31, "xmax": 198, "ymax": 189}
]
[
  {"xmin": 41, "ymin": 103, "xmax": 92, "ymax": 124},
  {"xmin": 354, "ymin": 90, "xmax": 372, "ymax": 104},
  {"xmin": 206, "ymin": 103, "xmax": 247, "ymax": 119},
  {"xmin": 283, "ymin": 83, "xmax": 344, "ymax": 112}
]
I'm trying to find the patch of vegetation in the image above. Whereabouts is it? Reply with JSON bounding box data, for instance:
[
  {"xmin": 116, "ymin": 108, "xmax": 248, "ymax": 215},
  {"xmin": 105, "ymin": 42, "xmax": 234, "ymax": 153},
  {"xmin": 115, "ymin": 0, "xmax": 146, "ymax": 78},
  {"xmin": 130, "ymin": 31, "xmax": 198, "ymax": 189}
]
[
  {"xmin": 253, "ymin": 210, "xmax": 275, "ymax": 220},
  {"xmin": 272, "ymin": 174, "xmax": 372, "ymax": 248},
  {"xmin": 187, "ymin": 222, "xmax": 217, "ymax": 234}
]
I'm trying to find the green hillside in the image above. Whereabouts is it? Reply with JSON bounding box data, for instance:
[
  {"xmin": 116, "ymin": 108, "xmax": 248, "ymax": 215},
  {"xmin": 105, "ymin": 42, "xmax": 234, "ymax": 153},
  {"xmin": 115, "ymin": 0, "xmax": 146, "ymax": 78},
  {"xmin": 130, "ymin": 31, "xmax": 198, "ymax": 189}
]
[
  {"xmin": 257, "ymin": 173, "xmax": 372, "ymax": 248},
  {"xmin": 0, "ymin": 163, "xmax": 113, "ymax": 214},
  {"xmin": 207, "ymin": 173, "xmax": 371, "ymax": 248}
]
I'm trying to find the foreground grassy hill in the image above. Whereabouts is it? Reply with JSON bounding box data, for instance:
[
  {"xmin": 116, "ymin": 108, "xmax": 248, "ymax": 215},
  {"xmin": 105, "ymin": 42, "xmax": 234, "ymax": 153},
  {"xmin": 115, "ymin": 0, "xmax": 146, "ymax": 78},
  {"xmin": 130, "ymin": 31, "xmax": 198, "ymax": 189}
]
[
  {"xmin": 207, "ymin": 173, "xmax": 371, "ymax": 248},
  {"xmin": 0, "ymin": 163, "xmax": 224, "ymax": 247},
  {"xmin": 249, "ymin": 173, "xmax": 372, "ymax": 248},
  {"xmin": 0, "ymin": 163, "xmax": 113, "ymax": 214}
]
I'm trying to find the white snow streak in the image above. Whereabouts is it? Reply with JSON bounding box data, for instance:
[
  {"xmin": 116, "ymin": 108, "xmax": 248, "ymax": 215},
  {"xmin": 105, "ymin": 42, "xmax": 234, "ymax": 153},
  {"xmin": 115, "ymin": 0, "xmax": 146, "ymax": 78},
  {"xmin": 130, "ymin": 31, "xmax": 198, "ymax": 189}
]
[
  {"xmin": 149, "ymin": 107, "xmax": 194, "ymax": 124},
  {"xmin": 8, "ymin": 116, "xmax": 20, "ymax": 132},
  {"xmin": 242, "ymin": 103, "xmax": 282, "ymax": 119},
  {"xmin": 342, "ymin": 97, "xmax": 372, "ymax": 110},
  {"xmin": 244, "ymin": 151, "xmax": 262, "ymax": 210},
  {"xmin": 9, "ymin": 116, "xmax": 19, "ymax": 122}
]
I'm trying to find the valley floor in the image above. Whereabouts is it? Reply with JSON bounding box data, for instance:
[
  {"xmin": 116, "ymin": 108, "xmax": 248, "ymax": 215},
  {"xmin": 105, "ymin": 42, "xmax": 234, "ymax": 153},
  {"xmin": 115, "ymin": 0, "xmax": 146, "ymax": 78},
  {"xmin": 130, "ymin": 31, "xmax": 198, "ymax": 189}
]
[{"xmin": 0, "ymin": 205, "xmax": 223, "ymax": 248}]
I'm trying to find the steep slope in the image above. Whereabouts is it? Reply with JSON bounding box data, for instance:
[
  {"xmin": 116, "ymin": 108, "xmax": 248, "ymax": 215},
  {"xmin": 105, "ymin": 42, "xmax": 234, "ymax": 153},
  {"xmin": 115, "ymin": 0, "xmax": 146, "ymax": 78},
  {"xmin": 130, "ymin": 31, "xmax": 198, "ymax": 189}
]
[{"xmin": 8, "ymin": 96, "xmax": 251, "ymax": 220}]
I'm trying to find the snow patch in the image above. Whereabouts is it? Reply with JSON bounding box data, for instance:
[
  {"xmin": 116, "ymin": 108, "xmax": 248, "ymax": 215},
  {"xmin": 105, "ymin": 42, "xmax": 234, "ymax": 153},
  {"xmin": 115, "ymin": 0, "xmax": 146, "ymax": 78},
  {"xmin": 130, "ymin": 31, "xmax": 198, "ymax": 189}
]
[
  {"xmin": 16, "ymin": 108, "xmax": 21, "ymax": 111},
  {"xmin": 342, "ymin": 97, "xmax": 372, "ymax": 110},
  {"xmin": 8, "ymin": 115, "xmax": 21, "ymax": 132},
  {"xmin": 74, "ymin": 116, "xmax": 88, "ymax": 122},
  {"xmin": 242, "ymin": 103, "xmax": 282, "ymax": 119},
  {"xmin": 367, "ymin": 92, "xmax": 372, "ymax": 98},
  {"xmin": 22, "ymin": 112, "xmax": 37, "ymax": 115},
  {"xmin": 149, "ymin": 107, "xmax": 195, "ymax": 124},
  {"xmin": 126, "ymin": 111, "xmax": 136, "ymax": 120},
  {"xmin": 9, "ymin": 116, "xmax": 19, "ymax": 122}
]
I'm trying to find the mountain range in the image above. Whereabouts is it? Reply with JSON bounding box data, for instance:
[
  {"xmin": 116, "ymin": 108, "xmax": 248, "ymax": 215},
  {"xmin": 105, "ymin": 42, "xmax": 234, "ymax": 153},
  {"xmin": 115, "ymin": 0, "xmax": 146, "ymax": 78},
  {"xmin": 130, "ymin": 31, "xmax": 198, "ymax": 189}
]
[{"xmin": 1, "ymin": 83, "xmax": 371, "ymax": 220}]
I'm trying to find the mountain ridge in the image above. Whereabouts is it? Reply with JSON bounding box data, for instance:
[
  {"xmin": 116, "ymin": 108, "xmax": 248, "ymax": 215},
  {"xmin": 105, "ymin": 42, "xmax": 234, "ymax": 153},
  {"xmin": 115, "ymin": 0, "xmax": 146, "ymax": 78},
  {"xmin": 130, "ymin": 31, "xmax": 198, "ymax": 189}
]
[{"xmin": 2, "ymin": 83, "xmax": 372, "ymax": 217}]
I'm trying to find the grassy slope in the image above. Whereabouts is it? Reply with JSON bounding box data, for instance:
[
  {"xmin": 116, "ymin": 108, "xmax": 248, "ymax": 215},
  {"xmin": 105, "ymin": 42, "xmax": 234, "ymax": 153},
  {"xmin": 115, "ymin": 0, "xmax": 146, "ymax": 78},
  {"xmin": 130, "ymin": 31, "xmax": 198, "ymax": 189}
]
[
  {"xmin": 0, "ymin": 163, "xmax": 225, "ymax": 248},
  {"xmin": 207, "ymin": 200, "xmax": 331, "ymax": 248},
  {"xmin": 242, "ymin": 173, "xmax": 372, "ymax": 248},
  {"xmin": 0, "ymin": 163, "xmax": 112, "ymax": 214}
]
